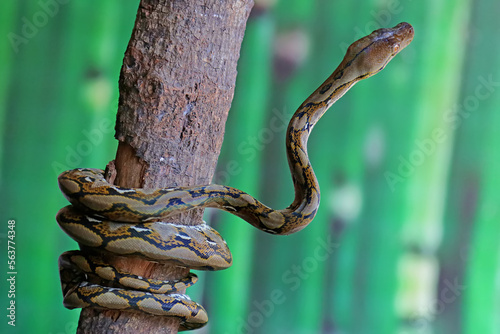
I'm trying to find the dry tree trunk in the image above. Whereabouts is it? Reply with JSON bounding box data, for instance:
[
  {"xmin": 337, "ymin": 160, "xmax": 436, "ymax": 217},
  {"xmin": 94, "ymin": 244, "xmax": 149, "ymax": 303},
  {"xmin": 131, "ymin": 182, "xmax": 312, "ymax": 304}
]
[{"xmin": 76, "ymin": 0, "xmax": 254, "ymax": 333}]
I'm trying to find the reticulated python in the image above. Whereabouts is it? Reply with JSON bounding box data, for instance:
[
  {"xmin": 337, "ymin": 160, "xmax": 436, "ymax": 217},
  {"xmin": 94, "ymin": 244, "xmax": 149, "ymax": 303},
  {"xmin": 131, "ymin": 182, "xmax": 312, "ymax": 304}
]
[{"xmin": 57, "ymin": 22, "xmax": 413, "ymax": 330}]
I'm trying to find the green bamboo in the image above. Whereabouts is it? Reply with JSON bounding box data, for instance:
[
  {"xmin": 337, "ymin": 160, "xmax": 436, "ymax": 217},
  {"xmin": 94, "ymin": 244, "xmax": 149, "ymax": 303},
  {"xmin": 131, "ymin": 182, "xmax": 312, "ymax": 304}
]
[
  {"xmin": 390, "ymin": 0, "xmax": 472, "ymax": 332},
  {"xmin": 330, "ymin": 6, "xmax": 413, "ymax": 333},
  {"xmin": 2, "ymin": 2, "xmax": 76, "ymax": 332},
  {"xmin": 0, "ymin": 2, "xmax": 73, "ymax": 332},
  {"xmin": 457, "ymin": 0, "xmax": 500, "ymax": 333},
  {"xmin": 314, "ymin": 2, "xmax": 372, "ymax": 331},
  {"xmin": 252, "ymin": 1, "xmax": 345, "ymax": 332},
  {"xmin": 401, "ymin": 0, "xmax": 472, "ymax": 333},
  {"xmin": 0, "ymin": 2, "xmax": 18, "ymax": 173}
]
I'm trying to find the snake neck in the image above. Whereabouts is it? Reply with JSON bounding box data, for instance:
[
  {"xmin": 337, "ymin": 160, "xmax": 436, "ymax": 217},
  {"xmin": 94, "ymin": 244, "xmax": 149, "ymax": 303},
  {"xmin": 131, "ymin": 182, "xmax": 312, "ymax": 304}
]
[
  {"xmin": 283, "ymin": 22, "xmax": 415, "ymax": 229},
  {"xmin": 285, "ymin": 64, "xmax": 360, "ymax": 218}
]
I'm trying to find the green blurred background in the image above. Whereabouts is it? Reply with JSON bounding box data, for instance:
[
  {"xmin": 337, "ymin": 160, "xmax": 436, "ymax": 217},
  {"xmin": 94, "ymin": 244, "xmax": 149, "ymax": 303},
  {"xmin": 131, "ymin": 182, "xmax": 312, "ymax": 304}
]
[{"xmin": 1, "ymin": 0, "xmax": 499, "ymax": 333}]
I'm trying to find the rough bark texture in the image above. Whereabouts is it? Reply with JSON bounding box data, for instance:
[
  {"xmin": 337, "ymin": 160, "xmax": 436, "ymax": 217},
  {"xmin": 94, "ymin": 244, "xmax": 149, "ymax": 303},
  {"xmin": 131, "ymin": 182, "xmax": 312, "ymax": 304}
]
[{"xmin": 76, "ymin": 0, "xmax": 253, "ymax": 333}]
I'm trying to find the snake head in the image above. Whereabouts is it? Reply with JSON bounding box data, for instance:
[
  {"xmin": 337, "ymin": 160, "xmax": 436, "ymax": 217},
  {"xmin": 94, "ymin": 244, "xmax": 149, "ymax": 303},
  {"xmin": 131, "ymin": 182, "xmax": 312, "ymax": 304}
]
[{"xmin": 344, "ymin": 22, "xmax": 414, "ymax": 79}]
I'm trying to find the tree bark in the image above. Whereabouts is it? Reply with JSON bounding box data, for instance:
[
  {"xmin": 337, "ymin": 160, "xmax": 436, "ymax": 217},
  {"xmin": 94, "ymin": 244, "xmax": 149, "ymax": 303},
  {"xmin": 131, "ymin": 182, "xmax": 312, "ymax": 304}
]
[{"xmin": 76, "ymin": 0, "xmax": 253, "ymax": 333}]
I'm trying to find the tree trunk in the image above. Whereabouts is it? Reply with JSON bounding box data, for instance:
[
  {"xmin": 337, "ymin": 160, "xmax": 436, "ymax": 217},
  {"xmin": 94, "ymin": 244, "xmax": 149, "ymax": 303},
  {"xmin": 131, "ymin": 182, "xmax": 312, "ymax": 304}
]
[{"xmin": 76, "ymin": 0, "xmax": 253, "ymax": 333}]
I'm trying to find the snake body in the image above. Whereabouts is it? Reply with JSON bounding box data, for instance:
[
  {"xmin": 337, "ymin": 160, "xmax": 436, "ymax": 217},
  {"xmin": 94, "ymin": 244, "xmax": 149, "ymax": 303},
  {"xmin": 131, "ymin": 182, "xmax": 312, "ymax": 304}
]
[{"xmin": 57, "ymin": 23, "xmax": 413, "ymax": 330}]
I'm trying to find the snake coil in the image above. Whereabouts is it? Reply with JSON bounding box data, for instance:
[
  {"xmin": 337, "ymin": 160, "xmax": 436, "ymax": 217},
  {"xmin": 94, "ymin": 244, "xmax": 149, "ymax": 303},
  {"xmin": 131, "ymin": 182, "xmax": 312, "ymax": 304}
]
[{"xmin": 56, "ymin": 23, "xmax": 413, "ymax": 330}]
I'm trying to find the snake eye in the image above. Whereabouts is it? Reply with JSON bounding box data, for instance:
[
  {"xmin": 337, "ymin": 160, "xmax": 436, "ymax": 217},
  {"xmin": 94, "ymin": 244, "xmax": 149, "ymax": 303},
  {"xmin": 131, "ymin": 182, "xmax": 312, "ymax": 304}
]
[{"xmin": 392, "ymin": 43, "xmax": 400, "ymax": 54}]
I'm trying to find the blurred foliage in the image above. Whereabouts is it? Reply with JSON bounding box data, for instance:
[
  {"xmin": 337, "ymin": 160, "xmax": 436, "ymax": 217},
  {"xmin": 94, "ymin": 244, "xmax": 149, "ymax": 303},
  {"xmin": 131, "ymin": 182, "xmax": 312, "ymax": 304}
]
[{"xmin": 1, "ymin": 0, "xmax": 499, "ymax": 333}]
